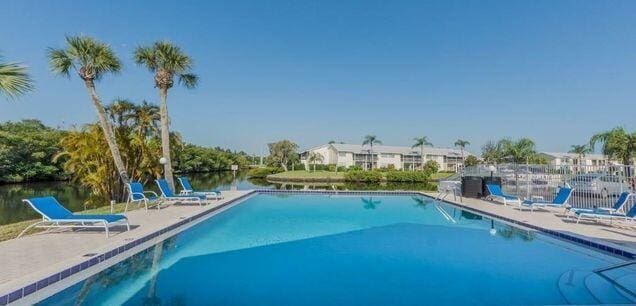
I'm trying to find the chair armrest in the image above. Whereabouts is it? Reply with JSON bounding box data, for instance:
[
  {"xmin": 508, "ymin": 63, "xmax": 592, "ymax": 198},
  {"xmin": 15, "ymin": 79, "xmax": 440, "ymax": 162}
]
[{"xmin": 143, "ymin": 191, "xmax": 159, "ymax": 197}]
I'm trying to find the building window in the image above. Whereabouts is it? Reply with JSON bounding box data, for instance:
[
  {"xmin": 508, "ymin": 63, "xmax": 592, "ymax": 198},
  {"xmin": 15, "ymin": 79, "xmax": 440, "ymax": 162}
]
[
  {"xmin": 338, "ymin": 152, "xmax": 347, "ymax": 157},
  {"xmin": 381, "ymin": 153, "xmax": 394, "ymax": 158}
]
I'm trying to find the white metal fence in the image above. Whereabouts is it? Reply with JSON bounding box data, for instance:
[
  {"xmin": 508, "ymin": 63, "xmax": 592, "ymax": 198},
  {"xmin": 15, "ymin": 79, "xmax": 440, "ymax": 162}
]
[{"xmin": 462, "ymin": 164, "xmax": 636, "ymax": 210}]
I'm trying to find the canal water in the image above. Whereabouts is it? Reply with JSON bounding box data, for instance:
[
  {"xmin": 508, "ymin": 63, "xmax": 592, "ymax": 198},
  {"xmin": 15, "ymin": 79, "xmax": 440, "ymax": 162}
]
[{"xmin": 0, "ymin": 171, "xmax": 436, "ymax": 225}]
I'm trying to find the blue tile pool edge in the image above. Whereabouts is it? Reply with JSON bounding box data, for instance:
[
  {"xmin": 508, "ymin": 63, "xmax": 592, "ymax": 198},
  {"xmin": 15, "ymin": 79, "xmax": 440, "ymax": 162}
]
[{"xmin": 2, "ymin": 189, "xmax": 634, "ymax": 305}]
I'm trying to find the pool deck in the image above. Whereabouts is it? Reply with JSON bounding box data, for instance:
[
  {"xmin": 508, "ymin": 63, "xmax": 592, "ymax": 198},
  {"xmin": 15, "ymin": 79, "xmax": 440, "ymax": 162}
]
[
  {"xmin": 422, "ymin": 192, "xmax": 636, "ymax": 253},
  {"xmin": 0, "ymin": 190, "xmax": 252, "ymax": 302},
  {"xmin": 2, "ymin": 189, "xmax": 636, "ymax": 304}
]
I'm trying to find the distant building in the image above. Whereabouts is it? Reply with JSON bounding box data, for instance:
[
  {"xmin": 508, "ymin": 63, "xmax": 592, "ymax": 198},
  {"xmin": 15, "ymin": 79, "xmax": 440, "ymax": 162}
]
[
  {"xmin": 300, "ymin": 143, "xmax": 472, "ymax": 171},
  {"xmin": 538, "ymin": 152, "xmax": 611, "ymax": 168}
]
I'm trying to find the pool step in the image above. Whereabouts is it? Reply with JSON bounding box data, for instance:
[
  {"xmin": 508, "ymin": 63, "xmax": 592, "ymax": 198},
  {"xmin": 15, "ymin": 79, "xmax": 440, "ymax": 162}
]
[
  {"xmin": 558, "ymin": 269, "xmax": 600, "ymax": 304},
  {"xmin": 584, "ymin": 272, "xmax": 634, "ymax": 304},
  {"xmin": 558, "ymin": 269, "xmax": 635, "ymax": 304}
]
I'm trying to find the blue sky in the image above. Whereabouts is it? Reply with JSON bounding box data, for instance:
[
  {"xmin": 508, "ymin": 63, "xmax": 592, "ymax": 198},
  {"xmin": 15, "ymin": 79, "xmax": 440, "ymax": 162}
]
[{"xmin": 1, "ymin": 1, "xmax": 635, "ymax": 155}]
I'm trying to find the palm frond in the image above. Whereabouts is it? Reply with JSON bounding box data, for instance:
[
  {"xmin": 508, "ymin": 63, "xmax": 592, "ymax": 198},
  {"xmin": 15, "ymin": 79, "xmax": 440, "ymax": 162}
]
[
  {"xmin": 0, "ymin": 60, "xmax": 34, "ymax": 99},
  {"xmin": 47, "ymin": 48, "xmax": 73, "ymax": 76},
  {"xmin": 178, "ymin": 73, "xmax": 198, "ymax": 89}
]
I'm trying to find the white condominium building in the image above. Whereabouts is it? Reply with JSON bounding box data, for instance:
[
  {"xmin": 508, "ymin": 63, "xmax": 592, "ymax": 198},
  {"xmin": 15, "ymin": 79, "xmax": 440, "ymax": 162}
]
[{"xmin": 300, "ymin": 143, "xmax": 472, "ymax": 172}]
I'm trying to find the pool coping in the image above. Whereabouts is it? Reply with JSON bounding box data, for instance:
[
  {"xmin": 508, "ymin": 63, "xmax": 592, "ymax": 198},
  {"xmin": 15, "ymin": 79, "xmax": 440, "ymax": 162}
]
[{"xmin": 2, "ymin": 189, "xmax": 635, "ymax": 305}]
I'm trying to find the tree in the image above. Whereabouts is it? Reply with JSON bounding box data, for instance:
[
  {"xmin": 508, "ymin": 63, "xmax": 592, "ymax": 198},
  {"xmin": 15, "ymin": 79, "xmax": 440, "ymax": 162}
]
[
  {"xmin": 412, "ymin": 136, "xmax": 433, "ymax": 171},
  {"xmin": 307, "ymin": 152, "xmax": 324, "ymax": 172},
  {"xmin": 500, "ymin": 138, "xmax": 536, "ymax": 163},
  {"xmin": 134, "ymin": 41, "xmax": 198, "ymax": 190},
  {"xmin": 454, "ymin": 139, "xmax": 470, "ymax": 163},
  {"xmin": 464, "ymin": 155, "xmax": 479, "ymax": 167},
  {"xmin": 48, "ymin": 36, "xmax": 130, "ymax": 184},
  {"xmin": 481, "ymin": 140, "xmax": 503, "ymax": 164},
  {"xmin": 424, "ymin": 160, "xmax": 439, "ymax": 174},
  {"xmin": 590, "ymin": 127, "xmax": 636, "ymax": 165},
  {"xmin": 267, "ymin": 140, "xmax": 298, "ymax": 171},
  {"xmin": 0, "ymin": 55, "xmax": 33, "ymax": 99},
  {"xmin": 362, "ymin": 135, "xmax": 382, "ymax": 170},
  {"xmin": 569, "ymin": 144, "xmax": 591, "ymax": 168}
]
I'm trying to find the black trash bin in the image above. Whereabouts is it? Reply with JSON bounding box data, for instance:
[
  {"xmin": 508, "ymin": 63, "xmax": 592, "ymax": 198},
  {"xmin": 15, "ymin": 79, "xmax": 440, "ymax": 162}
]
[
  {"xmin": 482, "ymin": 176, "xmax": 502, "ymax": 197},
  {"xmin": 461, "ymin": 176, "xmax": 483, "ymax": 198}
]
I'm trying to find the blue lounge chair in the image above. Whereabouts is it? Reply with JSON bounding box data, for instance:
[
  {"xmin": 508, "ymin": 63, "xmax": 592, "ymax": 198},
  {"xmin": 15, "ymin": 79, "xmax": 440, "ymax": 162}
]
[
  {"xmin": 156, "ymin": 179, "xmax": 206, "ymax": 206},
  {"xmin": 569, "ymin": 192, "xmax": 634, "ymax": 224},
  {"xmin": 485, "ymin": 184, "xmax": 521, "ymax": 206},
  {"xmin": 571, "ymin": 195, "xmax": 636, "ymax": 225},
  {"xmin": 521, "ymin": 187, "xmax": 573, "ymax": 212},
  {"xmin": 177, "ymin": 177, "xmax": 223, "ymax": 200},
  {"xmin": 18, "ymin": 196, "xmax": 129, "ymax": 238},
  {"xmin": 125, "ymin": 182, "xmax": 162, "ymax": 212}
]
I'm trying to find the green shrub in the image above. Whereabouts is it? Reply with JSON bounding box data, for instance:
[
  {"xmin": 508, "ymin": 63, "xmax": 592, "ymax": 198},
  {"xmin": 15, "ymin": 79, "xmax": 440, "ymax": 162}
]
[
  {"xmin": 337, "ymin": 166, "xmax": 347, "ymax": 172},
  {"xmin": 291, "ymin": 163, "xmax": 306, "ymax": 171},
  {"xmin": 247, "ymin": 167, "xmax": 282, "ymax": 178},
  {"xmin": 385, "ymin": 170, "xmax": 429, "ymax": 182},
  {"xmin": 344, "ymin": 170, "xmax": 383, "ymax": 182},
  {"xmin": 347, "ymin": 165, "xmax": 363, "ymax": 171},
  {"xmin": 424, "ymin": 160, "xmax": 440, "ymax": 174}
]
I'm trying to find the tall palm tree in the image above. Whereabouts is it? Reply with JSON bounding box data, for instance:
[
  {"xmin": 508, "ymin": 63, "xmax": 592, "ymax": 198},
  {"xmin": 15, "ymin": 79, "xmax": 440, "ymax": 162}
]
[
  {"xmin": 412, "ymin": 137, "xmax": 433, "ymax": 171},
  {"xmin": 454, "ymin": 139, "xmax": 470, "ymax": 162},
  {"xmin": 134, "ymin": 41, "xmax": 198, "ymax": 189},
  {"xmin": 362, "ymin": 135, "xmax": 382, "ymax": 170},
  {"xmin": 0, "ymin": 55, "xmax": 34, "ymax": 99},
  {"xmin": 569, "ymin": 144, "xmax": 591, "ymax": 168},
  {"xmin": 48, "ymin": 36, "xmax": 130, "ymax": 184}
]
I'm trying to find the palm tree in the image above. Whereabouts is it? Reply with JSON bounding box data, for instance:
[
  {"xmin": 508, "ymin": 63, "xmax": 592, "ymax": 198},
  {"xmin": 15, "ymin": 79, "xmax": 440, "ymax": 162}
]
[
  {"xmin": 500, "ymin": 138, "xmax": 536, "ymax": 163},
  {"xmin": 569, "ymin": 144, "xmax": 591, "ymax": 169},
  {"xmin": 48, "ymin": 36, "xmax": 130, "ymax": 184},
  {"xmin": 134, "ymin": 41, "xmax": 198, "ymax": 189},
  {"xmin": 454, "ymin": 139, "xmax": 470, "ymax": 163},
  {"xmin": 0, "ymin": 55, "xmax": 33, "ymax": 99},
  {"xmin": 590, "ymin": 127, "xmax": 636, "ymax": 165},
  {"xmin": 412, "ymin": 137, "xmax": 433, "ymax": 171},
  {"xmin": 362, "ymin": 135, "xmax": 382, "ymax": 170},
  {"xmin": 307, "ymin": 152, "xmax": 324, "ymax": 172}
]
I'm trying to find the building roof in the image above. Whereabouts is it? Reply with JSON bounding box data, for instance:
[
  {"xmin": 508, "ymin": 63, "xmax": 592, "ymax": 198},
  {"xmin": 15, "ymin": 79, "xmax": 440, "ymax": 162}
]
[
  {"xmin": 303, "ymin": 143, "xmax": 470, "ymax": 157},
  {"xmin": 540, "ymin": 152, "xmax": 606, "ymax": 160}
]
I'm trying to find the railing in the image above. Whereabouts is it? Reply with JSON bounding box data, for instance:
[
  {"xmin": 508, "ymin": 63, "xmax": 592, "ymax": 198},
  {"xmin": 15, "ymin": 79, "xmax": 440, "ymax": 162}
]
[{"xmin": 463, "ymin": 164, "xmax": 636, "ymax": 210}]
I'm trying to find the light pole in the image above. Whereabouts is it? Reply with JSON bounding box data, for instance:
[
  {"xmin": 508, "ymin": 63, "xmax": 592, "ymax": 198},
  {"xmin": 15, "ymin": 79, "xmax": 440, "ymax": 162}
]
[{"xmin": 159, "ymin": 157, "xmax": 167, "ymax": 178}]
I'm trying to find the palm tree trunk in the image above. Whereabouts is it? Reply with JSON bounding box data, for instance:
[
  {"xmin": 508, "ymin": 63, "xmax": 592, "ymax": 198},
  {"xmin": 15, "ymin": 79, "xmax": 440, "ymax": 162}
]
[
  {"xmin": 84, "ymin": 80, "xmax": 130, "ymax": 185},
  {"xmin": 159, "ymin": 87, "xmax": 175, "ymax": 190}
]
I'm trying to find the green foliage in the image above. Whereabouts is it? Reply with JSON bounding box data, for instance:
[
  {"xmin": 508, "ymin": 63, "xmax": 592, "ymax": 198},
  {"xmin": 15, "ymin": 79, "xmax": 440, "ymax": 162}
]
[
  {"xmin": 424, "ymin": 160, "xmax": 439, "ymax": 173},
  {"xmin": 385, "ymin": 170, "xmax": 429, "ymax": 182},
  {"xmin": 134, "ymin": 41, "xmax": 198, "ymax": 89},
  {"xmin": 173, "ymin": 144, "xmax": 250, "ymax": 173},
  {"xmin": 464, "ymin": 155, "xmax": 479, "ymax": 167},
  {"xmin": 247, "ymin": 167, "xmax": 282, "ymax": 178},
  {"xmin": 0, "ymin": 55, "xmax": 34, "ymax": 99},
  {"xmin": 481, "ymin": 138, "xmax": 541, "ymax": 164},
  {"xmin": 48, "ymin": 36, "xmax": 122, "ymax": 80},
  {"xmin": 0, "ymin": 120, "xmax": 65, "ymax": 183},
  {"xmin": 590, "ymin": 127, "xmax": 636, "ymax": 165},
  {"xmin": 267, "ymin": 140, "xmax": 299, "ymax": 171},
  {"xmin": 347, "ymin": 165, "xmax": 363, "ymax": 171},
  {"xmin": 344, "ymin": 170, "xmax": 383, "ymax": 182}
]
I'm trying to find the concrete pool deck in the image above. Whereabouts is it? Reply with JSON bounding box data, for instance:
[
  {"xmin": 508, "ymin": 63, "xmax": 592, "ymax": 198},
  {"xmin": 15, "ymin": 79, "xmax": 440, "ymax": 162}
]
[
  {"xmin": 1, "ymin": 189, "xmax": 636, "ymax": 304},
  {"xmin": 422, "ymin": 192, "xmax": 636, "ymax": 253},
  {"xmin": 0, "ymin": 190, "xmax": 252, "ymax": 302}
]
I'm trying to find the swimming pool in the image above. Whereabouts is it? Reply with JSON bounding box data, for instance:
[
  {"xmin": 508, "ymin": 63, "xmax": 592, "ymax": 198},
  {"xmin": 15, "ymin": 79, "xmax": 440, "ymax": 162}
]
[{"xmin": 39, "ymin": 193, "xmax": 635, "ymax": 305}]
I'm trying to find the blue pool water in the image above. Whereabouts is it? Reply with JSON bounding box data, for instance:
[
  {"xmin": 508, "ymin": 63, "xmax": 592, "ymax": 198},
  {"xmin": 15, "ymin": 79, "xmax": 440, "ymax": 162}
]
[{"xmin": 40, "ymin": 194, "xmax": 634, "ymax": 305}]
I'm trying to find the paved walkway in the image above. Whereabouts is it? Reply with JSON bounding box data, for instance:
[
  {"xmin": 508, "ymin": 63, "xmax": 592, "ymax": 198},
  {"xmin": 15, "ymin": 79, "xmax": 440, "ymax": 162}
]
[
  {"xmin": 0, "ymin": 190, "xmax": 251, "ymax": 296},
  {"xmin": 423, "ymin": 192, "xmax": 636, "ymax": 252}
]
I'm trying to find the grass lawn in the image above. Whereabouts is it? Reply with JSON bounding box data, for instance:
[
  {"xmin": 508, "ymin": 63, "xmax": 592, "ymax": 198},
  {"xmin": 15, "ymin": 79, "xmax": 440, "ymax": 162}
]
[
  {"xmin": 0, "ymin": 202, "xmax": 138, "ymax": 243},
  {"xmin": 267, "ymin": 170, "xmax": 345, "ymax": 181}
]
